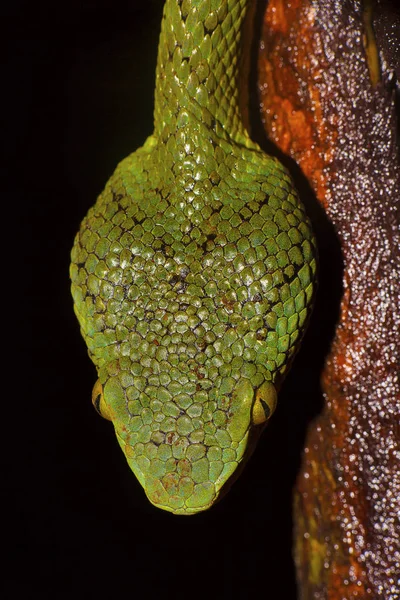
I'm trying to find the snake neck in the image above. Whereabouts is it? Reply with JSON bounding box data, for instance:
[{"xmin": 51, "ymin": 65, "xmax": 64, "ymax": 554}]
[{"xmin": 153, "ymin": 0, "xmax": 255, "ymax": 151}]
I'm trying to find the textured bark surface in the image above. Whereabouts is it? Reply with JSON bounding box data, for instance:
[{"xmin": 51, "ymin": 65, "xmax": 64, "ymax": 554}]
[{"xmin": 258, "ymin": 0, "xmax": 400, "ymax": 597}]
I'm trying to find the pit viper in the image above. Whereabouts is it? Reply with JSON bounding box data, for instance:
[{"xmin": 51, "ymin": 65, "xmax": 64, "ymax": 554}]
[{"xmin": 70, "ymin": 0, "xmax": 317, "ymax": 514}]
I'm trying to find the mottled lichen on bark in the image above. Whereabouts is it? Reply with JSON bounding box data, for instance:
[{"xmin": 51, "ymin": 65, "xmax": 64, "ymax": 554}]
[{"xmin": 258, "ymin": 0, "xmax": 400, "ymax": 597}]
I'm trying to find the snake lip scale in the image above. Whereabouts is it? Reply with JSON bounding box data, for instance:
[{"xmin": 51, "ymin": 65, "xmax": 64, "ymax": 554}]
[{"xmin": 70, "ymin": 0, "xmax": 317, "ymax": 514}]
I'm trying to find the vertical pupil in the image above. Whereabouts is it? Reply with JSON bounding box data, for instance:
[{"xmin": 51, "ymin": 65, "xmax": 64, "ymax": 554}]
[
  {"xmin": 94, "ymin": 394, "xmax": 102, "ymax": 413},
  {"xmin": 259, "ymin": 399, "xmax": 271, "ymax": 419}
]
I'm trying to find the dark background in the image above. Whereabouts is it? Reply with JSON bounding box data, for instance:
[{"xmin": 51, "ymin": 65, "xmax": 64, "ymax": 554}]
[{"xmin": 5, "ymin": 1, "xmax": 343, "ymax": 597}]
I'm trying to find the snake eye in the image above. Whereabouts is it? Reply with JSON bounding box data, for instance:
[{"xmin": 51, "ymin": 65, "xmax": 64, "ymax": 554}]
[
  {"xmin": 252, "ymin": 382, "xmax": 277, "ymax": 425},
  {"xmin": 91, "ymin": 379, "xmax": 111, "ymax": 421}
]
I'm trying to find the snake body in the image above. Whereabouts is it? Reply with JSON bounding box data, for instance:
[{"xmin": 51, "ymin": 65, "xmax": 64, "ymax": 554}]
[{"xmin": 70, "ymin": 0, "xmax": 317, "ymax": 514}]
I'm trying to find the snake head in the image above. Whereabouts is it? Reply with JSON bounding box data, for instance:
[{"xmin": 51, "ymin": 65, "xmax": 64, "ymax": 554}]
[
  {"xmin": 71, "ymin": 138, "xmax": 316, "ymax": 514},
  {"xmin": 92, "ymin": 375, "xmax": 277, "ymax": 514}
]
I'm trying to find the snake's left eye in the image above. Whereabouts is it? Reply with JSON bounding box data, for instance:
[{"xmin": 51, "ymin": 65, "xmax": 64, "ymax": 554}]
[
  {"xmin": 252, "ymin": 382, "xmax": 277, "ymax": 425},
  {"xmin": 91, "ymin": 379, "xmax": 111, "ymax": 421}
]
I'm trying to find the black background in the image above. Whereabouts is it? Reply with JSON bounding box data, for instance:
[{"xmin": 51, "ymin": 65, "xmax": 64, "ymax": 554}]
[{"xmin": 5, "ymin": 1, "xmax": 343, "ymax": 598}]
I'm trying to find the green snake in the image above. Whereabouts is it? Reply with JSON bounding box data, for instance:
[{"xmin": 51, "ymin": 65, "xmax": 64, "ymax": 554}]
[{"xmin": 70, "ymin": 0, "xmax": 317, "ymax": 515}]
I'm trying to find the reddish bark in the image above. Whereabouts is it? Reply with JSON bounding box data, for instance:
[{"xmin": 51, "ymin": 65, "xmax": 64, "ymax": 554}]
[{"xmin": 258, "ymin": 0, "xmax": 400, "ymax": 597}]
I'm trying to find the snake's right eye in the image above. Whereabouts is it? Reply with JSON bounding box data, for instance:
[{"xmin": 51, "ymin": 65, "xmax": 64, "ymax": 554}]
[{"xmin": 91, "ymin": 379, "xmax": 111, "ymax": 421}]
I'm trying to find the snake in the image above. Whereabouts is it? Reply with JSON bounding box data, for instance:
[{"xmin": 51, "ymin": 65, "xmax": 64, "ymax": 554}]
[{"xmin": 70, "ymin": 0, "xmax": 317, "ymax": 515}]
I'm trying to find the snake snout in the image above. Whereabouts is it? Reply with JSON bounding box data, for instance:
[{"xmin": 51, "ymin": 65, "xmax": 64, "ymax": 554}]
[
  {"xmin": 143, "ymin": 473, "xmax": 218, "ymax": 515},
  {"xmin": 110, "ymin": 375, "xmax": 273, "ymax": 514}
]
